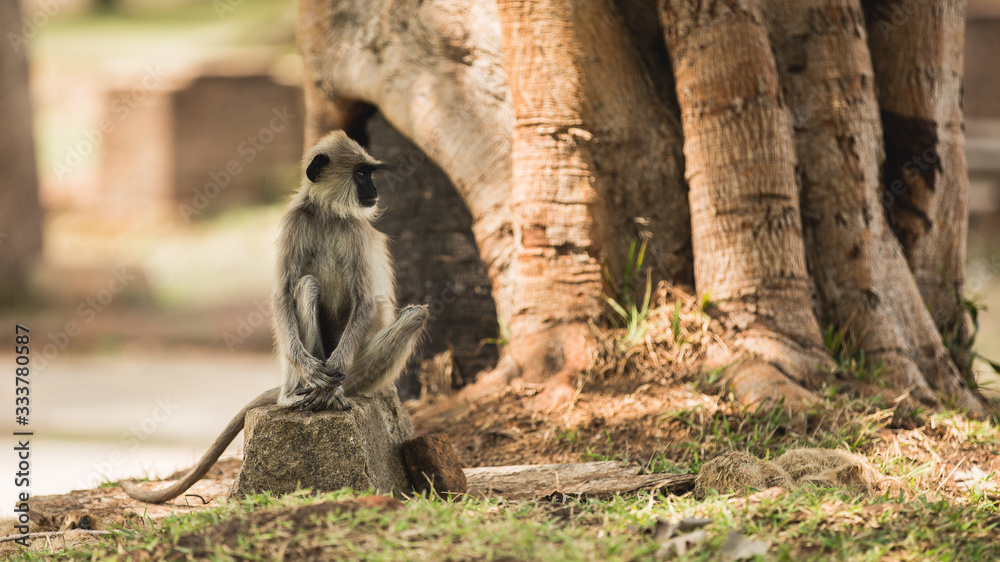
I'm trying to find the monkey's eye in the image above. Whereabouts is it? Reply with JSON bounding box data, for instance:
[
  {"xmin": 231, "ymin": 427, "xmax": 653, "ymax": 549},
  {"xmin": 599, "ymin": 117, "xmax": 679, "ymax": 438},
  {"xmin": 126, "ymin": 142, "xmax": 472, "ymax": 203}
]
[{"xmin": 355, "ymin": 170, "xmax": 368, "ymax": 181}]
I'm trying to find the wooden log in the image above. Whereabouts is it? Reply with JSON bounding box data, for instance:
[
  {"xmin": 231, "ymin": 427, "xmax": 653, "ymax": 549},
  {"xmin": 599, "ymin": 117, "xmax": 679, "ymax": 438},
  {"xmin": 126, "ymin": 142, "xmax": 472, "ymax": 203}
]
[{"xmin": 463, "ymin": 461, "xmax": 695, "ymax": 499}]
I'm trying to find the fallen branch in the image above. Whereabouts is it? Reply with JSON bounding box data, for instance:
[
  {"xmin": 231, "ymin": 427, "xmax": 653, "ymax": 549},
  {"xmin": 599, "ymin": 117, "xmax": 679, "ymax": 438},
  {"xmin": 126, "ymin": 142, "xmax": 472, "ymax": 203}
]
[{"xmin": 464, "ymin": 461, "xmax": 695, "ymax": 499}]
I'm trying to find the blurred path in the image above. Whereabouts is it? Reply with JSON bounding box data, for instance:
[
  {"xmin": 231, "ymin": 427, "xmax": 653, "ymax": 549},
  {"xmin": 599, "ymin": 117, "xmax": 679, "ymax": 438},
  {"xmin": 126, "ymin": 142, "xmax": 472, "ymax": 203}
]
[{"xmin": 0, "ymin": 352, "xmax": 277, "ymax": 516}]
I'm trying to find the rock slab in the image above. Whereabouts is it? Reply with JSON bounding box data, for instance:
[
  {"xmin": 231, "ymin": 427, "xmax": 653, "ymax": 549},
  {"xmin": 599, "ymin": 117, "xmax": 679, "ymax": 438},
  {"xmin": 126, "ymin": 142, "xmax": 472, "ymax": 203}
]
[
  {"xmin": 402, "ymin": 432, "xmax": 467, "ymax": 496},
  {"xmin": 230, "ymin": 389, "xmax": 414, "ymax": 499}
]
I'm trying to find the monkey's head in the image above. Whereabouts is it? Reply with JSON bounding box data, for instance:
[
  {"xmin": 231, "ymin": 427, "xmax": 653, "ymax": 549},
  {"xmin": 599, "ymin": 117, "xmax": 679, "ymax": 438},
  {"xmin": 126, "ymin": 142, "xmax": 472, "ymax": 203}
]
[{"xmin": 303, "ymin": 131, "xmax": 391, "ymax": 219}]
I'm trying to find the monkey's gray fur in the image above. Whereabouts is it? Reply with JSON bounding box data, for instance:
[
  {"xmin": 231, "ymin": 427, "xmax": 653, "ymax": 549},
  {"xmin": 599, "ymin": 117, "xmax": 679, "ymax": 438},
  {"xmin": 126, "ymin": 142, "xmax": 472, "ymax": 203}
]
[{"xmin": 121, "ymin": 131, "xmax": 428, "ymax": 503}]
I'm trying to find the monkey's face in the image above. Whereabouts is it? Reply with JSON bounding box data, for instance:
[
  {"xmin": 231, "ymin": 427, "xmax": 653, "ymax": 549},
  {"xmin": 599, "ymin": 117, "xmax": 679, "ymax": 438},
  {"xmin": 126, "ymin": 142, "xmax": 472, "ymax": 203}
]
[
  {"xmin": 303, "ymin": 131, "xmax": 391, "ymax": 219},
  {"xmin": 353, "ymin": 165, "xmax": 381, "ymax": 208}
]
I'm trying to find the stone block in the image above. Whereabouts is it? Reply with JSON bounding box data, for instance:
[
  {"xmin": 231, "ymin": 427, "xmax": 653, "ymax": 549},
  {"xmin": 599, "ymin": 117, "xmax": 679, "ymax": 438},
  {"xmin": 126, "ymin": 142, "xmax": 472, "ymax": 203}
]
[
  {"xmin": 403, "ymin": 432, "xmax": 467, "ymax": 496},
  {"xmin": 230, "ymin": 389, "xmax": 414, "ymax": 499}
]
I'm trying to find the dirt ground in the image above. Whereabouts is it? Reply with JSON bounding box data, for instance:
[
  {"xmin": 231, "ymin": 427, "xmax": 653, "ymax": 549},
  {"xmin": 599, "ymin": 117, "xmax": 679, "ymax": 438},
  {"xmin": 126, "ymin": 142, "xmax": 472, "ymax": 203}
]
[{"xmin": 9, "ymin": 287, "xmax": 999, "ymax": 547}]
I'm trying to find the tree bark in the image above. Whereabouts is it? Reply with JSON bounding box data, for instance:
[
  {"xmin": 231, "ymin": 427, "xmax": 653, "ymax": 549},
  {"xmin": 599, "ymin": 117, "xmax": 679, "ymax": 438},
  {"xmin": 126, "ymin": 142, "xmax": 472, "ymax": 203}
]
[
  {"xmin": 0, "ymin": 0, "xmax": 44, "ymax": 305},
  {"xmin": 493, "ymin": 0, "xmax": 693, "ymax": 407},
  {"xmin": 494, "ymin": 0, "xmax": 604, "ymax": 405},
  {"xmin": 298, "ymin": 0, "xmax": 988, "ymax": 416},
  {"xmin": 299, "ymin": 0, "xmax": 517, "ymax": 326},
  {"xmin": 661, "ymin": 0, "xmax": 833, "ymax": 411},
  {"xmin": 863, "ymin": 1, "xmax": 972, "ymax": 363},
  {"xmin": 765, "ymin": 0, "xmax": 985, "ymax": 415}
]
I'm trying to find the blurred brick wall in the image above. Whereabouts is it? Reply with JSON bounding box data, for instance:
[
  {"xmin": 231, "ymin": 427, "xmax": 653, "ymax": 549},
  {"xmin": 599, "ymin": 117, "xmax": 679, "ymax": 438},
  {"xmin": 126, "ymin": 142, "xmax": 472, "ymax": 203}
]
[{"xmin": 101, "ymin": 74, "xmax": 304, "ymax": 220}]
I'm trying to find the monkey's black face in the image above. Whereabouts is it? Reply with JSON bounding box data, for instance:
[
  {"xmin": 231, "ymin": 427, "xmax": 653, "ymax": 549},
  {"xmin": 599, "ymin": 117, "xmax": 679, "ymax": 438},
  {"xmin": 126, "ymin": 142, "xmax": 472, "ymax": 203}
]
[{"xmin": 354, "ymin": 167, "xmax": 378, "ymax": 207}]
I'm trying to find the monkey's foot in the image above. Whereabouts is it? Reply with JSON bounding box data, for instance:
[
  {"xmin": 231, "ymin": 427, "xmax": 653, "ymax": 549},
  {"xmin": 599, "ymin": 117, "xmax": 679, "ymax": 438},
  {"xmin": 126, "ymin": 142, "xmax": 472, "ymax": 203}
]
[{"xmin": 294, "ymin": 385, "xmax": 353, "ymax": 412}]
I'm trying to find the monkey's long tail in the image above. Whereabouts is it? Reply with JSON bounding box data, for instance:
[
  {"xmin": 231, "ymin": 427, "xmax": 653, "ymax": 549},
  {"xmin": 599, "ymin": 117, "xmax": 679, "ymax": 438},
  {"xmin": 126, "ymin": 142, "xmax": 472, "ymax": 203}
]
[{"xmin": 120, "ymin": 387, "xmax": 280, "ymax": 504}]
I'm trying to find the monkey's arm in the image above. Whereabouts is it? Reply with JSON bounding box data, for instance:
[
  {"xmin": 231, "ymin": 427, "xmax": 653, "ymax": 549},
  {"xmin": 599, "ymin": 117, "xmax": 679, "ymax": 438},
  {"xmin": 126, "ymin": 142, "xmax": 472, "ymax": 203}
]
[{"xmin": 121, "ymin": 387, "xmax": 279, "ymax": 503}]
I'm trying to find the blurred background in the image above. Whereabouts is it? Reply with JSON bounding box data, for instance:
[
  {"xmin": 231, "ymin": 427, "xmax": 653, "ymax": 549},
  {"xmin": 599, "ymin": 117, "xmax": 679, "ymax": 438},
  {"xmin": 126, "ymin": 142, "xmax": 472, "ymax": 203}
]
[{"xmin": 0, "ymin": 0, "xmax": 998, "ymax": 516}]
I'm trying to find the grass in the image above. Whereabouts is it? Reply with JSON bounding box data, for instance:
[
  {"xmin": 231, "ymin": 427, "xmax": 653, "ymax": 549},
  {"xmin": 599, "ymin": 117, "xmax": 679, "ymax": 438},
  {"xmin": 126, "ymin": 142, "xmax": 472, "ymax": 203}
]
[
  {"xmin": 604, "ymin": 238, "xmax": 656, "ymax": 351},
  {"xmin": 822, "ymin": 324, "xmax": 886, "ymax": 384},
  {"xmin": 11, "ymin": 395, "xmax": 1000, "ymax": 560},
  {"xmin": 18, "ymin": 478, "xmax": 1000, "ymax": 560}
]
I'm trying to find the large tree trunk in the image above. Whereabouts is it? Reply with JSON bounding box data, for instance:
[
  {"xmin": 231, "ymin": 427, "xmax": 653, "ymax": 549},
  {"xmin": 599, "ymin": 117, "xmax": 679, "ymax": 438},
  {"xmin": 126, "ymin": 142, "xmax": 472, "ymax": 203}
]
[
  {"xmin": 495, "ymin": 0, "xmax": 605, "ymax": 407},
  {"xmin": 765, "ymin": 0, "xmax": 983, "ymax": 415},
  {"xmin": 493, "ymin": 0, "xmax": 690, "ymax": 407},
  {"xmin": 0, "ymin": 0, "xmax": 44, "ymax": 305},
  {"xmin": 660, "ymin": 0, "xmax": 832, "ymax": 411},
  {"xmin": 863, "ymin": 1, "xmax": 973, "ymax": 370},
  {"xmin": 299, "ymin": 0, "xmax": 989, "ymax": 416}
]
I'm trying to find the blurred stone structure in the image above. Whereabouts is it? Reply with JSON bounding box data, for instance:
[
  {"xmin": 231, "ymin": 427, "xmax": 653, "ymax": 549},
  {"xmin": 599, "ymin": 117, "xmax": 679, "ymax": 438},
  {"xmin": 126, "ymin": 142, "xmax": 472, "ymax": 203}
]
[
  {"xmin": 966, "ymin": 7, "xmax": 1000, "ymax": 214},
  {"xmin": 100, "ymin": 74, "xmax": 304, "ymax": 220}
]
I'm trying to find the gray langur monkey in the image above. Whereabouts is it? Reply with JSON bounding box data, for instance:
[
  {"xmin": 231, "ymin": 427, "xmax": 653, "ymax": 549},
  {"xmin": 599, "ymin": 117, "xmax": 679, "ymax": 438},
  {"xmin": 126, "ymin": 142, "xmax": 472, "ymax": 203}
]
[{"xmin": 121, "ymin": 131, "xmax": 428, "ymax": 503}]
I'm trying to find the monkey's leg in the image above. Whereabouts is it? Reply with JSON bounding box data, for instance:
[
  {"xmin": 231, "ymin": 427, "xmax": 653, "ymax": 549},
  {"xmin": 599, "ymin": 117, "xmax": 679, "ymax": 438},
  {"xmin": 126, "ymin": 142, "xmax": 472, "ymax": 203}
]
[
  {"xmin": 342, "ymin": 305, "xmax": 429, "ymax": 397},
  {"xmin": 296, "ymin": 275, "xmax": 324, "ymax": 358},
  {"xmin": 280, "ymin": 276, "xmax": 346, "ymax": 407},
  {"xmin": 287, "ymin": 275, "xmax": 353, "ymax": 411}
]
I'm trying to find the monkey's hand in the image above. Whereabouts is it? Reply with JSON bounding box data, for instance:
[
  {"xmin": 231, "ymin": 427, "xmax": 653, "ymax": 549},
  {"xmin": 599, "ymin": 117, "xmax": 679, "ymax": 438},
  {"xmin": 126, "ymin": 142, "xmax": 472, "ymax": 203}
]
[
  {"xmin": 315, "ymin": 362, "xmax": 347, "ymax": 388},
  {"xmin": 294, "ymin": 384, "xmax": 353, "ymax": 412}
]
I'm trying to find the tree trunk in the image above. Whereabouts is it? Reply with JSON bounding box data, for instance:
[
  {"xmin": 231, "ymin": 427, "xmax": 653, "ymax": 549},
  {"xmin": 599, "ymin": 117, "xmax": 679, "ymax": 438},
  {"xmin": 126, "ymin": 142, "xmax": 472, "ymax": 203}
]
[
  {"xmin": 660, "ymin": 0, "xmax": 833, "ymax": 411},
  {"xmin": 863, "ymin": 1, "xmax": 972, "ymax": 370},
  {"xmin": 0, "ymin": 0, "xmax": 44, "ymax": 305},
  {"xmin": 298, "ymin": 0, "xmax": 989, "ymax": 416},
  {"xmin": 493, "ymin": 0, "xmax": 690, "ymax": 407},
  {"xmin": 764, "ymin": 0, "xmax": 984, "ymax": 415},
  {"xmin": 494, "ymin": 0, "xmax": 604, "ymax": 406}
]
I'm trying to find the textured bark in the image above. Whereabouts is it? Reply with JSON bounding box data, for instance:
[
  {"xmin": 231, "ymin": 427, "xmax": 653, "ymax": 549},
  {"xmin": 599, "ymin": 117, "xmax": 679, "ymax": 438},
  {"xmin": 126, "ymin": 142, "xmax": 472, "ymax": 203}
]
[
  {"xmin": 463, "ymin": 461, "xmax": 695, "ymax": 499},
  {"xmin": 299, "ymin": 0, "xmax": 517, "ymax": 328},
  {"xmin": 765, "ymin": 0, "xmax": 984, "ymax": 415},
  {"xmin": 493, "ymin": 0, "xmax": 692, "ymax": 406},
  {"xmin": 298, "ymin": 0, "xmax": 986, "ymax": 416},
  {"xmin": 863, "ymin": 1, "xmax": 971, "ymax": 355},
  {"xmin": 661, "ymin": 0, "xmax": 833, "ymax": 410},
  {"xmin": 495, "ymin": 0, "xmax": 604, "ymax": 396},
  {"xmin": 0, "ymin": 0, "xmax": 44, "ymax": 304}
]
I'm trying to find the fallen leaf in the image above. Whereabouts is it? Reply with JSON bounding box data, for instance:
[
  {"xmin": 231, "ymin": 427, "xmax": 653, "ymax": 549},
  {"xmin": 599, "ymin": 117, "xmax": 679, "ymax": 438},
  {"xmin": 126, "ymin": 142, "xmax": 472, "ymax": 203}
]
[
  {"xmin": 657, "ymin": 529, "xmax": 708, "ymax": 558},
  {"xmin": 650, "ymin": 516, "xmax": 712, "ymax": 542},
  {"xmin": 728, "ymin": 486, "xmax": 786, "ymax": 509},
  {"xmin": 720, "ymin": 530, "xmax": 770, "ymax": 560}
]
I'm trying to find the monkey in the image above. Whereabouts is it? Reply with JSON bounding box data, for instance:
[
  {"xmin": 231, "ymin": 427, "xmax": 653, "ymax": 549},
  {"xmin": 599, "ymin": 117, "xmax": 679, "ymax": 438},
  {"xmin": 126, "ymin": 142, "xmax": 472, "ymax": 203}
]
[{"xmin": 121, "ymin": 131, "xmax": 429, "ymax": 504}]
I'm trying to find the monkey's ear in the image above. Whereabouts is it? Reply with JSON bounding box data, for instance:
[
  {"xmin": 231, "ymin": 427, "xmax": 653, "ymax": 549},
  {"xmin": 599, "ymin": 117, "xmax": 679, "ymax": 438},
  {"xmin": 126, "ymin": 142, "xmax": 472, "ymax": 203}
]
[{"xmin": 306, "ymin": 154, "xmax": 330, "ymax": 183}]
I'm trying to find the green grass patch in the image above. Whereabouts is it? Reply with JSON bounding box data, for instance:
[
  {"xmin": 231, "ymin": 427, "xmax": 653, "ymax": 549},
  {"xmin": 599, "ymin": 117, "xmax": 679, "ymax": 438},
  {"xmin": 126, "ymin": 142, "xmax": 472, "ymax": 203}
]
[{"xmin": 20, "ymin": 483, "xmax": 1000, "ymax": 560}]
